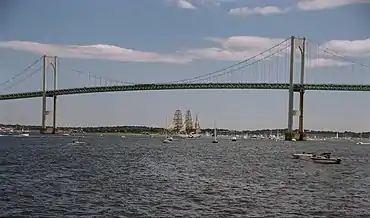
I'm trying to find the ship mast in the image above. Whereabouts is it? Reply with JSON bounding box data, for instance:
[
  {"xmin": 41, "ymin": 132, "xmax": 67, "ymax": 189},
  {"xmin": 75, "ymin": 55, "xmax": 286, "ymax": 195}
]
[
  {"xmin": 194, "ymin": 114, "xmax": 201, "ymax": 134},
  {"xmin": 172, "ymin": 109, "xmax": 183, "ymax": 134},
  {"xmin": 185, "ymin": 110, "xmax": 193, "ymax": 134}
]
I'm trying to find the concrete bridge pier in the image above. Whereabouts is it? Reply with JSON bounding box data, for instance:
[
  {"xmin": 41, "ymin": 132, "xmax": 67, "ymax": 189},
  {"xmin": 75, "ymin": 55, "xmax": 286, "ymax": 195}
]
[
  {"xmin": 298, "ymin": 37, "xmax": 306, "ymax": 141},
  {"xmin": 40, "ymin": 56, "xmax": 58, "ymax": 134},
  {"xmin": 52, "ymin": 95, "xmax": 57, "ymax": 134},
  {"xmin": 285, "ymin": 36, "xmax": 306, "ymax": 141},
  {"xmin": 40, "ymin": 55, "xmax": 47, "ymax": 134},
  {"xmin": 285, "ymin": 36, "xmax": 295, "ymax": 141}
]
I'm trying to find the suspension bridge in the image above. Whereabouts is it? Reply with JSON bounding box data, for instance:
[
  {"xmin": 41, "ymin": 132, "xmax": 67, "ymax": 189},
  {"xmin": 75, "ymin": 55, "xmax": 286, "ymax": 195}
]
[{"xmin": 0, "ymin": 36, "xmax": 369, "ymax": 139}]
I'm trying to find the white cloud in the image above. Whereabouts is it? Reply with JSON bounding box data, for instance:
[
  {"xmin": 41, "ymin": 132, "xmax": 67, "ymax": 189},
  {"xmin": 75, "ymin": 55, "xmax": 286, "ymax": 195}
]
[
  {"xmin": 176, "ymin": 0, "xmax": 197, "ymax": 9},
  {"xmin": 306, "ymin": 58, "xmax": 350, "ymax": 68},
  {"xmin": 297, "ymin": 0, "xmax": 370, "ymax": 11},
  {"xmin": 184, "ymin": 36, "xmax": 356, "ymax": 68},
  {"xmin": 320, "ymin": 38, "xmax": 370, "ymax": 57},
  {"xmin": 0, "ymin": 40, "xmax": 192, "ymax": 64},
  {"xmin": 1, "ymin": 36, "xmax": 368, "ymax": 68},
  {"xmin": 170, "ymin": 0, "xmax": 237, "ymax": 9},
  {"xmin": 228, "ymin": 6, "xmax": 287, "ymax": 16},
  {"xmin": 184, "ymin": 36, "xmax": 287, "ymax": 61},
  {"xmin": 171, "ymin": 0, "xmax": 369, "ymax": 12},
  {"xmin": 196, "ymin": 0, "xmax": 238, "ymax": 6}
]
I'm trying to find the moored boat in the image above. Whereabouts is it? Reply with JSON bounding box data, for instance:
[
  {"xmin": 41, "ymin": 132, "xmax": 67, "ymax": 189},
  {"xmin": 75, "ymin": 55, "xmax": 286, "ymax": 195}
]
[
  {"xmin": 357, "ymin": 142, "xmax": 370, "ymax": 145},
  {"xmin": 311, "ymin": 153, "xmax": 341, "ymax": 164},
  {"xmin": 163, "ymin": 138, "xmax": 172, "ymax": 143},
  {"xmin": 163, "ymin": 116, "xmax": 173, "ymax": 144},
  {"xmin": 292, "ymin": 152, "xmax": 314, "ymax": 159},
  {"xmin": 69, "ymin": 140, "xmax": 85, "ymax": 145},
  {"xmin": 212, "ymin": 120, "xmax": 218, "ymax": 143}
]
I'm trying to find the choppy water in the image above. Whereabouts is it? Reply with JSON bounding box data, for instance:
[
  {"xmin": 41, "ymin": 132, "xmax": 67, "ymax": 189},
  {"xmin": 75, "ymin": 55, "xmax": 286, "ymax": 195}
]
[{"xmin": 1, "ymin": 135, "xmax": 370, "ymax": 217}]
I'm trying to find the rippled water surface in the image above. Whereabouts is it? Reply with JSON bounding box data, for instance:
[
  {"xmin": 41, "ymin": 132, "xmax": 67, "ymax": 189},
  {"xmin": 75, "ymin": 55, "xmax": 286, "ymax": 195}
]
[{"xmin": 1, "ymin": 135, "xmax": 370, "ymax": 217}]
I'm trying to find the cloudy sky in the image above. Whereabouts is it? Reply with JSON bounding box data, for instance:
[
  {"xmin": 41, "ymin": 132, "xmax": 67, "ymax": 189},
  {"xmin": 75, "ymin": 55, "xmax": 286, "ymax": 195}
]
[{"xmin": 0, "ymin": 0, "xmax": 369, "ymax": 131}]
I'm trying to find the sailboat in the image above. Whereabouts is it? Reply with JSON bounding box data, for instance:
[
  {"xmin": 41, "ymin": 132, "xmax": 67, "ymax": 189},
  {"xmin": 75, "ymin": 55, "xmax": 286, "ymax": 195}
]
[
  {"xmin": 231, "ymin": 130, "xmax": 237, "ymax": 141},
  {"xmin": 163, "ymin": 116, "xmax": 172, "ymax": 143},
  {"xmin": 190, "ymin": 114, "xmax": 202, "ymax": 138},
  {"xmin": 212, "ymin": 120, "xmax": 218, "ymax": 143},
  {"xmin": 20, "ymin": 127, "xmax": 30, "ymax": 137},
  {"xmin": 275, "ymin": 130, "xmax": 281, "ymax": 141}
]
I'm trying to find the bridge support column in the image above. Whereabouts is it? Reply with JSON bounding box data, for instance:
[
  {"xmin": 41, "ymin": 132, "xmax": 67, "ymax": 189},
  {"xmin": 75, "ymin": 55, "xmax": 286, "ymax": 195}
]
[
  {"xmin": 298, "ymin": 38, "xmax": 306, "ymax": 141},
  {"xmin": 40, "ymin": 55, "xmax": 47, "ymax": 134},
  {"xmin": 52, "ymin": 95, "xmax": 57, "ymax": 134},
  {"xmin": 285, "ymin": 36, "xmax": 306, "ymax": 141},
  {"xmin": 51, "ymin": 56, "xmax": 57, "ymax": 134},
  {"xmin": 40, "ymin": 56, "xmax": 58, "ymax": 134},
  {"xmin": 285, "ymin": 36, "xmax": 295, "ymax": 141}
]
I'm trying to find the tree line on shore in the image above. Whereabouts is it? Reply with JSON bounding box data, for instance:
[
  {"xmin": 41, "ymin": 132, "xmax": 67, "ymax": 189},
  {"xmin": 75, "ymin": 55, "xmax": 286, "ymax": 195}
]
[{"xmin": 1, "ymin": 124, "xmax": 369, "ymax": 137}]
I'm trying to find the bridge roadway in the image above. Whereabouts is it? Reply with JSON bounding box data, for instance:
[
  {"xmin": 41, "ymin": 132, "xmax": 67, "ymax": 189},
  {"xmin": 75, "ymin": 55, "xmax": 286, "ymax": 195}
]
[{"xmin": 1, "ymin": 83, "xmax": 370, "ymax": 100}]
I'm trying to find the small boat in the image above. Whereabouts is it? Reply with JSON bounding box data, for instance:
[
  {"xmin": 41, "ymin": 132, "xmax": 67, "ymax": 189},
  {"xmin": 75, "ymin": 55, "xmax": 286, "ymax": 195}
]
[
  {"xmin": 231, "ymin": 130, "xmax": 237, "ymax": 141},
  {"xmin": 357, "ymin": 142, "xmax": 370, "ymax": 145},
  {"xmin": 311, "ymin": 153, "xmax": 341, "ymax": 164},
  {"xmin": 275, "ymin": 130, "xmax": 281, "ymax": 141},
  {"xmin": 292, "ymin": 152, "xmax": 314, "ymax": 159},
  {"xmin": 163, "ymin": 136, "xmax": 173, "ymax": 143},
  {"xmin": 163, "ymin": 116, "xmax": 172, "ymax": 144},
  {"xmin": 163, "ymin": 138, "xmax": 172, "ymax": 143},
  {"xmin": 69, "ymin": 140, "xmax": 85, "ymax": 145},
  {"xmin": 19, "ymin": 128, "xmax": 30, "ymax": 137},
  {"xmin": 212, "ymin": 120, "xmax": 218, "ymax": 143}
]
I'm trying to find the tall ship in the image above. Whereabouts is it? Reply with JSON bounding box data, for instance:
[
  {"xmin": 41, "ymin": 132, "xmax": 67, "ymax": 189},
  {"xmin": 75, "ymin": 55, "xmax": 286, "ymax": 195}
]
[{"xmin": 168, "ymin": 109, "xmax": 202, "ymax": 138}]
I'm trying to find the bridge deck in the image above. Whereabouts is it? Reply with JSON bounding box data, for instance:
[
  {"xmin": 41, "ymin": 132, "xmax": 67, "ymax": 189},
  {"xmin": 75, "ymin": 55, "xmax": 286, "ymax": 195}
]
[{"xmin": 1, "ymin": 83, "xmax": 370, "ymax": 100}]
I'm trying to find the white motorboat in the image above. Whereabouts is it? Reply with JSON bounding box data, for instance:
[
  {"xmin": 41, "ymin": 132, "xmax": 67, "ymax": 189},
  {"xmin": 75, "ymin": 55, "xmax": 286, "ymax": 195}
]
[
  {"xmin": 292, "ymin": 152, "xmax": 314, "ymax": 159},
  {"xmin": 19, "ymin": 128, "xmax": 30, "ymax": 137},
  {"xmin": 69, "ymin": 140, "xmax": 85, "ymax": 145},
  {"xmin": 163, "ymin": 138, "xmax": 172, "ymax": 143},
  {"xmin": 357, "ymin": 142, "xmax": 370, "ymax": 145},
  {"xmin": 311, "ymin": 153, "xmax": 341, "ymax": 164},
  {"xmin": 230, "ymin": 130, "xmax": 237, "ymax": 141},
  {"xmin": 163, "ymin": 136, "xmax": 173, "ymax": 143}
]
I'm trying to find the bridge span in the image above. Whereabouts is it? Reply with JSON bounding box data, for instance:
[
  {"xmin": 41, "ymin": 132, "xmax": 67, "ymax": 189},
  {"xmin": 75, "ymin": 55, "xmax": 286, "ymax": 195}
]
[{"xmin": 1, "ymin": 83, "xmax": 370, "ymax": 101}]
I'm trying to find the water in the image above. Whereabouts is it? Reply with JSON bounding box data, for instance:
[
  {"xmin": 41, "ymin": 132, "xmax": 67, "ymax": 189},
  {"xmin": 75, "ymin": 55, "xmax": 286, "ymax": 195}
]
[{"xmin": 1, "ymin": 135, "xmax": 370, "ymax": 217}]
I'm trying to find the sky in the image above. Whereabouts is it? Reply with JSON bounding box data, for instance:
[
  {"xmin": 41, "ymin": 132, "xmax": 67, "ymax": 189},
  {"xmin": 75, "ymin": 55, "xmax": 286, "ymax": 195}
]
[{"xmin": 0, "ymin": 0, "xmax": 370, "ymax": 131}]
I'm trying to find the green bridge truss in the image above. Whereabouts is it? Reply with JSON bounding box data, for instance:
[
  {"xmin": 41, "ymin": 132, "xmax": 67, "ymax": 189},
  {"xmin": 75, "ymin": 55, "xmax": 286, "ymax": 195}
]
[{"xmin": 1, "ymin": 83, "xmax": 370, "ymax": 101}]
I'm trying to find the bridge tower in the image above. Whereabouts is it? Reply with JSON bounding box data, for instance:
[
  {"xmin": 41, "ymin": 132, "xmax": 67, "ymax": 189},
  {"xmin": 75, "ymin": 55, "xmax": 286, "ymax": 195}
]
[
  {"xmin": 285, "ymin": 36, "xmax": 306, "ymax": 141},
  {"xmin": 40, "ymin": 55, "xmax": 58, "ymax": 134}
]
